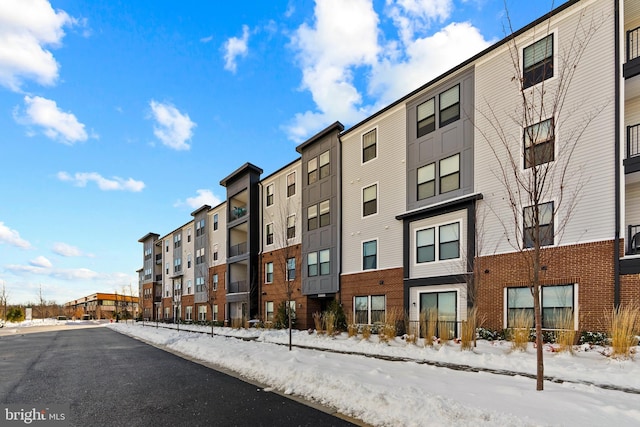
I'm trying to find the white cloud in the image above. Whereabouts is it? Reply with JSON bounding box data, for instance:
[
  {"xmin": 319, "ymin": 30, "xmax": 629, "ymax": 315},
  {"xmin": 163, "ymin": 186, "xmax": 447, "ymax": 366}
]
[
  {"xmin": 57, "ymin": 171, "xmax": 145, "ymax": 192},
  {"xmin": 200, "ymin": 35, "xmax": 213, "ymax": 43},
  {"xmin": 149, "ymin": 100, "xmax": 196, "ymax": 151},
  {"xmin": 284, "ymin": 0, "xmax": 491, "ymax": 142},
  {"xmin": 223, "ymin": 25, "xmax": 250, "ymax": 73},
  {"xmin": 174, "ymin": 189, "xmax": 222, "ymax": 210},
  {"xmin": 0, "ymin": 0, "xmax": 76, "ymax": 91},
  {"xmin": 0, "ymin": 221, "xmax": 31, "ymax": 249},
  {"xmin": 52, "ymin": 242, "xmax": 88, "ymax": 257},
  {"xmin": 29, "ymin": 255, "xmax": 52, "ymax": 268},
  {"xmin": 15, "ymin": 95, "xmax": 88, "ymax": 144}
]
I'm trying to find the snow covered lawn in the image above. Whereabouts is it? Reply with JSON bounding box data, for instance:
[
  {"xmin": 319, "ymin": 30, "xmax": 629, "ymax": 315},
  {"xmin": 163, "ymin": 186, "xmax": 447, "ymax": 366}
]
[{"xmin": 107, "ymin": 322, "xmax": 640, "ymax": 426}]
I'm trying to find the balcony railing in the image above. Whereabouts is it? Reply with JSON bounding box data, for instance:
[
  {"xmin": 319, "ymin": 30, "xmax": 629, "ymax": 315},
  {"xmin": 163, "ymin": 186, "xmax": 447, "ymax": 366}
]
[
  {"xmin": 227, "ymin": 280, "xmax": 248, "ymax": 294},
  {"xmin": 628, "ymin": 26, "xmax": 640, "ymax": 62},
  {"xmin": 628, "ymin": 224, "xmax": 640, "ymax": 255},
  {"xmin": 628, "ymin": 124, "xmax": 640, "ymax": 159},
  {"xmin": 230, "ymin": 206, "xmax": 247, "ymax": 221},
  {"xmin": 229, "ymin": 241, "xmax": 247, "ymax": 257}
]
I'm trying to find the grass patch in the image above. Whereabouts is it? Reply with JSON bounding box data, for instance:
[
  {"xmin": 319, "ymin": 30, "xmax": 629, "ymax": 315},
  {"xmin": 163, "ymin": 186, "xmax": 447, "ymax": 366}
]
[{"xmin": 608, "ymin": 304, "xmax": 640, "ymax": 359}]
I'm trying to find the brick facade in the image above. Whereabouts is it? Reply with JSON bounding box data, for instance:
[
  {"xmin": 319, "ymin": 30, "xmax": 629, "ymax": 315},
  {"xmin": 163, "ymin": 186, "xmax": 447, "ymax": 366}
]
[
  {"xmin": 340, "ymin": 268, "xmax": 404, "ymax": 322},
  {"xmin": 476, "ymin": 240, "xmax": 619, "ymax": 332}
]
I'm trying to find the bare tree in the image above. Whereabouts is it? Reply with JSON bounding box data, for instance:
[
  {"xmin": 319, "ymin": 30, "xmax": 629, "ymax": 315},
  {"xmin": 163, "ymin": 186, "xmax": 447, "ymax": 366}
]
[
  {"xmin": 205, "ymin": 252, "xmax": 219, "ymax": 336},
  {"xmin": 37, "ymin": 284, "xmax": 47, "ymax": 320},
  {"xmin": 0, "ymin": 281, "xmax": 8, "ymax": 321},
  {"xmin": 476, "ymin": 4, "xmax": 606, "ymax": 390}
]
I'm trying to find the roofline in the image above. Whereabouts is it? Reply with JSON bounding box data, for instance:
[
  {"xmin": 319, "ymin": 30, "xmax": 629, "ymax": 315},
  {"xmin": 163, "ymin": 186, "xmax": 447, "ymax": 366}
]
[
  {"xmin": 260, "ymin": 156, "xmax": 301, "ymax": 183},
  {"xmin": 138, "ymin": 232, "xmax": 160, "ymax": 243},
  {"xmin": 296, "ymin": 121, "xmax": 344, "ymax": 153},
  {"xmin": 341, "ymin": 0, "xmax": 580, "ymax": 137},
  {"xmin": 219, "ymin": 162, "xmax": 263, "ymax": 187},
  {"xmin": 190, "ymin": 204, "xmax": 211, "ymax": 217}
]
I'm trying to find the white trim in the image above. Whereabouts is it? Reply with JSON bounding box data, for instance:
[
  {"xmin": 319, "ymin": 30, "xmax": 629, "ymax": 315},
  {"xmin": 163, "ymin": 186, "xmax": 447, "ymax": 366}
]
[
  {"xmin": 362, "ymin": 181, "xmax": 379, "ymax": 219},
  {"xmin": 361, "ymin": 237, "xmax": 379, "ymax": 271},
  {"xmin": 361, "ymin": 126, "xmax": 379, "ymax": 165}
]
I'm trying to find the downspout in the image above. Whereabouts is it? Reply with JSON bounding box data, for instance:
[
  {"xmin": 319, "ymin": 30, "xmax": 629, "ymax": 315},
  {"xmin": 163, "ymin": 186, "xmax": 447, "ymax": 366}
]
[{"xmin": 614, "ymin": 0, "xmax": 621, "ymax": 307}]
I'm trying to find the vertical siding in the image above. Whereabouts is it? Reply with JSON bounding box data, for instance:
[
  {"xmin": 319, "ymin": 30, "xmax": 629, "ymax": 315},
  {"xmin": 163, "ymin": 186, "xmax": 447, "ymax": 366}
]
[
  {"xmin": 474, "ymin": 0, "xmax": 616, "ymax": 256},
  {"xmin": 341, "ymin": 104, "xmax": 406, "ymax": 274}
]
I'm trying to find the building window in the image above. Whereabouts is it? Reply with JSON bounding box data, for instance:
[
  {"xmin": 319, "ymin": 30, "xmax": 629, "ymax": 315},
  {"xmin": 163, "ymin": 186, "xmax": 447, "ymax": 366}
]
[
  {"xmin": 363, "ymin": 184, "xmax": 377, "ymax": 217},
  {"xmin": 524, "ymin": 118, "xmax": 554, "ymax": 168},
  {"xmin": 523, "ymin": 201, "xmax": 554, "ymax": 248},
  {"xmin": 174, "ymin": 258, "xmax": 182, "ymax": 273},
  {"xmin": 266, "ymin": 301, "xmax": 274, "ymax": 322},
  {"xmin": 196, "ymin": 219, "xmax": 205, "ymax": 237},
  {"xmin": 417, "ymin": 163, "xmax": 435, "ymax": 200},
  {"xmin": 187, "ymin": 254, "xmax": 192, "ymax": 269},
  {"xmin": 307, "ymin": 252, "xmax": 318, "ymax": 277},
  {"xmin": 174, "ymin": 234, "xmax": 181, "ymax": 248},
  {"xmin": 363, "ymin": 240, "xmax": 377, "ymax": 270},
  {"xmin": 198, "ymin": 305, "xmax": 207, "ymax": 321},
  {"xmin": 420, "ymin": 291, "xmax": 457, "ymax": 336},
  {"xmin": 266, "ymin": 223, "xmax": 274, "ymax": 245},
  {"xmin": 196, "ymin": 276, "xmax": 205, "ymax": 293},
  {"xmin": 308, "ymin": 205, "xmax": 318, "ymax": 231},
  {"xmin": 439, "ymin": 154, "xmax": 460, "ymax": 193},
  {"xmin": 417, "ymin": 98, "xmax": 435, "ymax": 138},
  {"xmin": 319, "ymin": 249, "xmax": 330, "ymax": 275},
  {"xmin": 187, "ymin": 228, "xmax": 191, "ymax": 243},
  {"xmin": 287, "ymin": 215, "xmax": 296, "ymax": 239},
  {"xmin": 523, "ymin": 34, "xmax": 553, "ymax": 89},
  {"xmin": 185, "ymin": 306, "xmax": 193, "ymax": 321},
  {"xmin": 354, "ymin": 295, "xmax": 385, "ymax": 324},
  {"xmin": 213, "ymin": 273, "xmax": 218, "ymax": 291},
  {"xmin": 416, "ymin": 228, "xmax": 435, "ymax": 263},
  {"xmin": 213, "ymin": 304, "xmax": 218, "ymax": 321},
  {"xmin": 362, "ymin": 129, "xmax": 377, "ymax": 163},
  {"xmin": 196, "ymin": 248, "xmax": 205, "ymax": 265},
  {"xmin": 319, "ymin": 150, "xmax": 330, "ymax": 179},
  {"xmin": 507, "ymin": 284, "xmax": 574, "ymax": 329},
  {"xmin": 286, "ymin": 257, "xmax": 296, "ymax": 281},
  {"xmin": 266, "ymin": 184, "xmax": 274, "ymax": 206},
  {"xmin": 439, "ymin": 223, "xmax": 460, "ymax": 260},
  {"xmin": 439, "ymin": 85, "xmax": 460, "ymax": 128},
  {"xmin": 213, "ymin": 214, "xmax": 218, "ymax": 231},
  {"xmin": 287, "ymin": 172, "xmax": 296, "ymax": 197},
  {"xmin": 319, "ymin": 200, "xmax": 330, "ymax": 227},
  {"xmin": 165, "ymin": 240, "xmax": 169, "ymax": 252},
  {"xmin": 308, "ymin": 157, "xmax": 318, "ymax": 184},
  {"xmin": 265, "ymin": 262, "xmax": 273, "ymax": 283},
  {"xmin": 165, "ymin": 262, "xmax": 169, "ymax": 275}
]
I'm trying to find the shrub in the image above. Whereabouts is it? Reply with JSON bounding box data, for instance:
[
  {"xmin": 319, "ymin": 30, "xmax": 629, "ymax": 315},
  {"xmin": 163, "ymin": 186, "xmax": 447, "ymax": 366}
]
[
  {"xmin": 325, "ymin": 299, "xmax": 347, "ymax": 331},
  {"xmin": 476, "ymin": 327, "xmax": 503, "ymax": 341},
  {"xmin": 362, "ymin": 324, "xmax": 372, "ymax": 340},
  {"xmin": 607, "ymin": 304, "xmax": 640, "ymax": 359},
  {"xmin": 420, "ymin": 309, "xmax": 438, "ymax": 347},
  {"xmin": 460, "ymin": 307, "xmax": 477, "ymax": 351},
  {"xmin": 579, "ymin": 331, "xmax": 608, "ymax": 346},
  {"xmin": 509, "ymin": 310, "xmax": 533, "ymax": 352},
  {"xmin": 275, "ymin": 301, "xmax": 296, "ymax": 329},
  {"xmin": 379, "ymin": 307, "xmax": 402, "ymax": 343},
  {"xmin": 553, "ymin": 310, "xmax": 577, "ymax": 353},
  {"xmin": 324, "ymin": 311, "xmax": 337, "ymax": 336},
  {"xmin": 313, "ymin": 312, "xmax": 324, "ymax": 335},
  {"xmin": 6, "ymin": 307, "xmax": 23, "ymax": 322}
]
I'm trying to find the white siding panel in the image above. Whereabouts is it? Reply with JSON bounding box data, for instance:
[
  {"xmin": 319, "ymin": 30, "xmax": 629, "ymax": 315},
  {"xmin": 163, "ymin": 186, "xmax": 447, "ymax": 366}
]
[
  {"xmin": 475, "ymin": 0, "xmax": 616, "ymax": 256},
  {"xmin": 342, "ymin": 105, "xmax": 406, "ymax": 274},
  {"xmin": 262, "ymin": 161, "xmax": 302, "ymax": 253}
]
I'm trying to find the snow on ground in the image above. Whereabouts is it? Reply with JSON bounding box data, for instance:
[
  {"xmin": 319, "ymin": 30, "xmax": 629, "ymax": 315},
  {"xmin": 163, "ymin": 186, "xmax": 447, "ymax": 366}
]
[{"xmin": 97, "ymin": 322, "xmax": 640, "ymax": 427}]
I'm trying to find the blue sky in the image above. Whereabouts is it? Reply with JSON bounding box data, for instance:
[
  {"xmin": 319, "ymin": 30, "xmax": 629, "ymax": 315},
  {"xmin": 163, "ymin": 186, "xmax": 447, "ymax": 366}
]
[{"xmin": 0, "ymin": 0, "xmax": 566, "ymax": 305}]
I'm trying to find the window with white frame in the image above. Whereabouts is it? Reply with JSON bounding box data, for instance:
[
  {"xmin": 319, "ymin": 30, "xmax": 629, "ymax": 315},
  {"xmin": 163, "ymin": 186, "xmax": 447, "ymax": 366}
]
[
  {"xmin": 185, "ymin": 306, "xmax": 193, "ymax": 321},
  {"xmin": 286, "ymin": 257, "xmax": 296, "ymax": 281},
  {"xmin": 265, "ymin": 262, "xmax": 273, "ymax": 283},
  {"xmin": 523, "ymin": 34, "xmax": 554, "ymax": 89},
  {"xmin": 287, "ymin": 215, "xmax": 296, "ymax": 239},
  {"xmin": 174, "ymin": 257, "xmax": 182, "ymax": 273},
  {"xmin": 164, "ymin": 307, "xmax": 170, "ymax": 319},
  {"xmin": 362, "ymin": 129, "xmax": 377, "ymax": 163},
  {"xmin": 265, "ymin": 301, "xmax": 274, "ymax": 322},
  {"xmin": 363, "ymin": 184, "xmax": 377, "ymax": 217},
  {"xmin": 196, "ymin": 248, "xmax": 205, "ymax": 264},
  {"xmin": 187, "ymin": 228, "xmax": 192, "ymax": 242},
  {"xmin": 174, "ymin": 233, "xmax": 181, "ymax": 248},
  {"xmin": 506, "ymin": 284, "xmax": 574, "ymax": 329},
  {"xmin": 198, "ymin": 305, "xmax": 207, "ymax": 321},
  {"xmin": 187, "ymin": 279, "xmax": 192, "ymax": 294},
  {"xmin": 196, "ymin": 276, "xmax": 205, "ymax": 293},
  {"xmin": 363, "ymin": 240, "xmax": 377, "ymax": 270},
  {"xmin": 213, "ymin": 214, "xmax": 219, "ymax": 231},
  {"xmin": 196, "ymin": 219, "xmax": 205, "ymax": 237},
  {"xmin": 166, "ymin": 262, "xmax": 169, "ymax": 275},
  {"xmin": 524, "ymin": 118, "xmax": 554, "ymax": 168},
  {"xmin": 523, "ymin": 201, "xmax": 554, "ymax": 248},
  {"xmin": 213, "ymin": 304, "xmax": 218, "ymax": 321},
  {"xmin": 213, "ymin": 273, "xmax": 218, "ymax": 291},
  {"xmin": 354, "ymin": 295, "xmax": 385, "ymax": 324},
  {"xmin": 416, "ymin": 222, "xmax": 460, "ymax": 263},
  {"xmin": 287, "ymin": 172, "xmax": 296, "ymax": 197},
  {"xmin": 266, "ymin": 184, "xmax": 274, "ymax": 206},
  {"xmin": 187, "ymin": 254, "xmax": 192, "ymax": 269},
  {"xmin": 439, "ymin": 154, "xmax": 460, "ymax": 194},
  {"xmin": 308, "ymin": 157, "xmax": 318, "ymax": 184},
  {"xmin": 266, "ymin": 223, "xmax": 274, "ymax": 245},
  {"xmin": 165, "ymin": 240, "xmax": 169, "ymax": 252}
]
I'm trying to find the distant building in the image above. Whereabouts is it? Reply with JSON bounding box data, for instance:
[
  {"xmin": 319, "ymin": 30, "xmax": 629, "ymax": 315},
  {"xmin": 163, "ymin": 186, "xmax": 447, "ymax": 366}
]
[{"xmin": 65, "ymin": 293, "xmax": 139, "ymax": 320}]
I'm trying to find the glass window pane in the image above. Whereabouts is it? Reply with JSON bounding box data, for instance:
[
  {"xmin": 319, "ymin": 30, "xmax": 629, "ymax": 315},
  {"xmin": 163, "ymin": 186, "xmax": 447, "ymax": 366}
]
[
  {"xmin": 308, "ymin": 205, "xmax": 317, "ymax": 218},
  {"xmin": 308, "ymin": 157, "xmax": 317, "ymax": 171},
  {"xmin": 363, "ymin": 241, "xmax": 377, "ymax": 256},
  {"xmin": 417, "ymin": 98, "xmax": 434, "ymax": 121},
  {"xmin": 417, "ymin": 246, "xmax": 435, "ymax": 263},
  {"xmin": 319, "ymin": 249, "xmax": 330, "ymax": 263},
  {"xmin": 363, "ymin": 185, "xmax": 376, "ymax": 202},
  {"xmin": 320, "ymin": 150, "xmax": 330, "ymax": 166},
  {"xmin": 440, "ymin": 154, "xmax": 459, "ymax": 175},
  {"xmin": 507, "ymin": 288, "xmax": 534, "ymax": 309},
  {"xmin": 417, "ymin": 163, "xmax": 435, "ymax": 183},
  {"xmin": 439, "ymin": 241, "xmax": 459, "ymax": 260},
  {"xmin": 524, "ymin": 35, "xmax": 553, "ymax": 68},
  {"xmin": 440, "ymin": 173, "xmax": 459, "ymax": 193},
  {"xmin": 438, "ymin": 292, "xmax": 456, "ymax": 321},
  {"xmin": 418, "ymin": 181, "xmax": 435, "ymax": 200},
  {"xmin": 540, "ymin": 202, "xmax": 553, "ymax": 225},
  {"xmin": 363, "ymin": 129, "xmax": 376, "ymax": 148},
  {"xmin": 439, "ymin": 223, "xmax": 459, "ymax": 243},
  {"xmin": 542, "ymin": 285, "xmax": 573, "ymax": 307},
  {"xmin": 417, "ymin": 228, "xmax": 435, "ymax": 246},
  {"xmin": 308, "ymin": 252, "xmax": 317, "ymax": 265},
  {"xmin": 440, "ymin": 86, "xmax": 459, "ymax": 109},
  {"xmin": 371, "ymin": 295, "xmax": 385, "ymax": 310},
  {"xmin": 319, "ymin": 200, "xmax": 330, "ymax": 215}
]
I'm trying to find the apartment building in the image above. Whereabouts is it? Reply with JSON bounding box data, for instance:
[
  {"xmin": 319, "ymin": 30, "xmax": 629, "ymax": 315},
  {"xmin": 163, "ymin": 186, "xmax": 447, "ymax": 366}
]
[{"xmin": 139, "ymin": 0, "xmax": 640, "ymax": 335}]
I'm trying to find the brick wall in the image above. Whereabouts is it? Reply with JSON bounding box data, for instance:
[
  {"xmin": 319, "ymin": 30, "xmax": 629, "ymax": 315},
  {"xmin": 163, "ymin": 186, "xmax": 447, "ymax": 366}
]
[
  {"xmin": 340, "ymin": 268, "xmax": 404, "ymax": 322},
  {"xmin": 476, "ymin": 240, "xmax": 617, "ymax": 332}
]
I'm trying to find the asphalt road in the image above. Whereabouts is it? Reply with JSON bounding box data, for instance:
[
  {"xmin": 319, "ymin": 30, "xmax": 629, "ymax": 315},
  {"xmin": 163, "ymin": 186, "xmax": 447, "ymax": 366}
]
[{"xmin": 0, "ymin": 326, "xmax": 358, "ymax": 427}]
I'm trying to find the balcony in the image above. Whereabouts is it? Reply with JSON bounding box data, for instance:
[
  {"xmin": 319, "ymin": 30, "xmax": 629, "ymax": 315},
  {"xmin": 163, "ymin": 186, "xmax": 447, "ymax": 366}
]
[
  {"xmin": 227, "ymin": 280, "xmax": 248, "ymax": 294},
  {"xmin": 624, "ymin": 124, "xmax": 640, "ymax": 173},
  {"xmin": 155, "ymin": 254, "xmax": 162, "ymax": 264},
  {"xmin": 627, "ymin": 225, "xmax": 640, "ymax": 255},
  {"xmin": 624, "ymin": 26, "xmax": 640, "ymax": 79},
  {"xmin": 230, "ymin": 205, "xmax": 247, "ymax": 221},
  {"xmin": 229, "ymin": 241, "xmax": 247, "ymax": 257}
]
